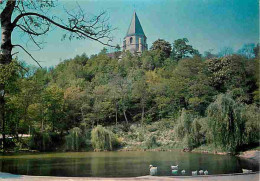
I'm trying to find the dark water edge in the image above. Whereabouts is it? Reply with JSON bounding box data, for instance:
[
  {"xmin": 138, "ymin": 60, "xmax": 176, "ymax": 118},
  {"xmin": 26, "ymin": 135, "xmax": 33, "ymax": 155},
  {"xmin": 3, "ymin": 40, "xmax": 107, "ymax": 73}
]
[{"xmin": 0, "ymin": 151, "xmax": 259, "ymax": 177}]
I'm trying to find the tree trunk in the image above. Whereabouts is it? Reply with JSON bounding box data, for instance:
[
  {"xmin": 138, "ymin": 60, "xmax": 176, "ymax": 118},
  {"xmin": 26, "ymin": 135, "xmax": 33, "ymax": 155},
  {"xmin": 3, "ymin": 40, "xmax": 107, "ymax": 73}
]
[
  {"xmin": 0, "ymin": 0, "xmax": 16, "ymax": 151},
  {"xmin": 123, "ymin": 110, "xmax": 128, "ymax": 124},
  {"xmin": 115, "ymin": 104, "xmax": 118, "ymax": 127},
  {"xmin": 41, "ymin": 119, "xmax": 44, "ymax": 132},
  {"xmin": 0, "ymin": 86, "xmax": 5, "ymax": 150},
  {"xmin": 141, "ymin": 105, "xmax": 145, "ymax": 126}
]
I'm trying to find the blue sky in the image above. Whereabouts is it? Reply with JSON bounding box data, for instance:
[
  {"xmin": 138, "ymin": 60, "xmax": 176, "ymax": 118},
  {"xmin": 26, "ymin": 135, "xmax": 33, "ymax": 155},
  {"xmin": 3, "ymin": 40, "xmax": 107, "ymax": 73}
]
[{"xmin": 13, "ymin": 0, "xmax": 259, "ymax": 67}]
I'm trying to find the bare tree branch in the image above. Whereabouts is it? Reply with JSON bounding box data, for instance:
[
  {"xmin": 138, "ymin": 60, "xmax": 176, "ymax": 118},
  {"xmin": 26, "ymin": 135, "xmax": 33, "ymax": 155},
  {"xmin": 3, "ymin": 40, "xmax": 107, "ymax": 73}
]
[
  {"xmin": 14, "ymin": 61, "xmax": 29, "ymax": 73},
  {"xmin": 17, "ymin": 24, "xmax": 49, "ymax": 36},
  {"xmin": 15, "ymin": 3, "xmax": 50, "ymax": 49},
  {"xmin": 11, "ymin": 51, "xmax": 19, "ymax": 56},
  {"xmin": 12, "ymin": 12, "xmax": 115, "ymax": 47},
  {"xmin": 12, "ymin": 44, "xmax": 42, "ymax": 68}
]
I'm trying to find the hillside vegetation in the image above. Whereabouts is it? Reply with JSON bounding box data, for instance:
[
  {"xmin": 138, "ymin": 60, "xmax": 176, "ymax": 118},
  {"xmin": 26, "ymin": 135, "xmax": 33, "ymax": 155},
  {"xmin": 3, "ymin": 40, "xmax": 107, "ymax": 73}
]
[{"xmin": 2, "ymin": 39, "xmax": 259, "ymax": 153}]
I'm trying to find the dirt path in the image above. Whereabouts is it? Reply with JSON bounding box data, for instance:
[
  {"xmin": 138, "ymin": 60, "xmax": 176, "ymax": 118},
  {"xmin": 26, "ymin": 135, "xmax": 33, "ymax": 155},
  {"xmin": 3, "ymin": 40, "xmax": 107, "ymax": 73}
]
[{"xmin": 0, "ymin": 172, "xmax": 259, "ymax": 181}]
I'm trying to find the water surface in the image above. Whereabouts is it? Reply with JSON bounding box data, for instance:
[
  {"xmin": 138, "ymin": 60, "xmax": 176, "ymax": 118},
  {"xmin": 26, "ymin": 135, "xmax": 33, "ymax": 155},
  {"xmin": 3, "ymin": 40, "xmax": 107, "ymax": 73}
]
[{"xmin": 0, "ymin": 151, "xmax": 258, "ymax": 177}]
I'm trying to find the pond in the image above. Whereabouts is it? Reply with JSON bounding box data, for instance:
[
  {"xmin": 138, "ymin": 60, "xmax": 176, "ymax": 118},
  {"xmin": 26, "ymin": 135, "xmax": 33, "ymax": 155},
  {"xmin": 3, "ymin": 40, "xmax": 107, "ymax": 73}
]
[{"xmin": 0, "ymin": 151, "xmax": 258, "ymax": 177}]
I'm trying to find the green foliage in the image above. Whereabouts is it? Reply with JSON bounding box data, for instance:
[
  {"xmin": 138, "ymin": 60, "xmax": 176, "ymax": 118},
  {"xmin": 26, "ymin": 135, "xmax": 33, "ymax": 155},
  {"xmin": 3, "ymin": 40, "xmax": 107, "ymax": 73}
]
[
  {"xmin": 42, "ymin": 85, "xmax": 65, "ymax": 132},
  {"xmin": 205, "ymin": 55, "xmax": 257, "ymax": 95},
  {"xmin": 173, "ymin": 110, "xmax": 205, "ymax": 150},
  {"xmin": 29, "ymin": 131, "xmax": 57, "ymax": 151},
  {"xmin": 65, "ymin": 127, "xmax": 83, "ymax": 151},
  {"xmin": 189, "ymin": 118, "xmax": 204, "ymax": 148},
  {"xmin": 91, "ymin": 125, "xmax": 120, "ymax": 150},
  {"xmin": 150, "ymin": 39, "xmax": 172, "ymax": 59},
  {"xmin": 3, "ymin": 38, "xmax": 259, "ymax": 153},
  {"xmin": 0, "ymin": 61, "xmax": 19, "ymax": 85},
  {"xmin": 172, "ymin": 38, "xmax": 200, "ymax": 61},
  {"xmin": 145, "ymin": 135, "xmax": 160, "ymax": 149},
  {"xmin": 174, "ymin": 109, "xmax": 193, "ymax": 140},
  {"xmin": 206, "ymin": 94, "xmax": 246, "ymax": 152},
  {"xmin": 243, "ymin": 105, "xmax": 260, "ymax": 144}
]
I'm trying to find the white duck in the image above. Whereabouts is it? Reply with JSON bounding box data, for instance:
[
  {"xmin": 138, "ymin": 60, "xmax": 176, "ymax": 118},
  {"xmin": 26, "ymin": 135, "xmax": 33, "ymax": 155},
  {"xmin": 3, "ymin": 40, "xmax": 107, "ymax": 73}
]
[
  {"xmin": 242, "ymin": 169, "xmax": 252, "ymax": 173},
  {"xmin": 192, "ymin": 170, "xmax": 198, "ymax": 176},
  {"xmin": 199, "ymin": 170, "xmax": 204, "ymax": 175},
  {"xmin": 149, "ymin": 165, "xmax": 157, "ymax": 176},
  {"xmin": 181, "ymin": 170, "xmax": 186, "ymax": 175},
  {"xmin": 204, "ymin": 170, "xmax": 209, "ymax": 175},
  {"xmin": 171, "ymin": 165, "xmax": 178, "ymax": 170}
]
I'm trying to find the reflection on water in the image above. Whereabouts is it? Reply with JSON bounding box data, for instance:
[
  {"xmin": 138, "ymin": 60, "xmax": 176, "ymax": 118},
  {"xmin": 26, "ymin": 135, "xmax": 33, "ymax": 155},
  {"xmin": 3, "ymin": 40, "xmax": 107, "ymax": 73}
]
[{"xmin": 0, "ymin": 151, "xmax": 258, "ymax": 177}]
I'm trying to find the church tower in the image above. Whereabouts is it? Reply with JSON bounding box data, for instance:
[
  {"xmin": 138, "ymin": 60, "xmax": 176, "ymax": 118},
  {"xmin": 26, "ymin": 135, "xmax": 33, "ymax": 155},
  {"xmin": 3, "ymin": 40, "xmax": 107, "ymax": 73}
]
[{"xmin": 123, "ymin": 12, "xmax": 148, "ymax": 54}]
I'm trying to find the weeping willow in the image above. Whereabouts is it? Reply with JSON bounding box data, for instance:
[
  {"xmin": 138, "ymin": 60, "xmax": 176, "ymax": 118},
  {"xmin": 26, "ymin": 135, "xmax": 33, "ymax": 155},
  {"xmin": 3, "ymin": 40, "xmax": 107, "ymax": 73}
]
[
  {"xmin": 206, "ymin": 94, "xmax": 246, "ymax": 152},
  {"xmin": 174, "ymin": 109, "xmax": 193, "ymax": 140},
  {"xmin": 243, "ymin": 105, "xmax": 260, "ymax": 144},
  {"xmin": 174, "ymin": 109, "xmax": 204, "ymax": 149},
  {"xmin": 42, "ymin": 132, "xmax": 51, "ymax": 151},
  {"xmin": 91, "ymin": 125, "xmax": 113, "ymax": 151},
  {"xmin": 65, "ymin": 127, "xmax": 82, "ymax": 151}
]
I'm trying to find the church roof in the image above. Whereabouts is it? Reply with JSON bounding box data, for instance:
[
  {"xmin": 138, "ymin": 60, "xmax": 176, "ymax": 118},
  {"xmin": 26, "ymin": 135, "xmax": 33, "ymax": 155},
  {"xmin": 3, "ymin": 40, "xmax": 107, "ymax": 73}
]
[{"xmin": 125, "ymin": 12, "xmax": 146, "ymax": 38}]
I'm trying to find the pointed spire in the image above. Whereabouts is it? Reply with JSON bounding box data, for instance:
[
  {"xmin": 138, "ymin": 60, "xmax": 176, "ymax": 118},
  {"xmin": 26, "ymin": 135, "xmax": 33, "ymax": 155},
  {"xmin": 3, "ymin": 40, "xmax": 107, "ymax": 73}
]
[{"xmin": 125, "ymin": 12, "xmax": 146, "ymax": 37}]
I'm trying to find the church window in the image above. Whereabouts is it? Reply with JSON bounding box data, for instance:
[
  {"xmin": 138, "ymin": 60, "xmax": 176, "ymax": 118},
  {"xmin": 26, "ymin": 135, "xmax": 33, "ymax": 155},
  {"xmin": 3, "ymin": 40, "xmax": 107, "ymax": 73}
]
[{"xmin": 130, "ymin": 37, "xmax": 133, "ymax": 44}]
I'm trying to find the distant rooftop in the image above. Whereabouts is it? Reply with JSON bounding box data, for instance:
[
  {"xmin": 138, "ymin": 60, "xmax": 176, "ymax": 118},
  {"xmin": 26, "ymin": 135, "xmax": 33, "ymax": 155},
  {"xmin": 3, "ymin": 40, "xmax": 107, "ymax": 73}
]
[{"xmin": 125, "ymin": 11, "xmax": 146, "ymax": 38}]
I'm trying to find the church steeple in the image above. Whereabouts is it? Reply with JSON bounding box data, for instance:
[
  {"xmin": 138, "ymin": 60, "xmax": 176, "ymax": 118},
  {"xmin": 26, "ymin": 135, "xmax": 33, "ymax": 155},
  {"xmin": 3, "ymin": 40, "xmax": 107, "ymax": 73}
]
[
  {"xmin": 123, "ymin": 12, "xmax": 148, "ymax": 54},
  {"xmin": 126, "ymin": 11, "xmax": 146, "ymax": 37}
]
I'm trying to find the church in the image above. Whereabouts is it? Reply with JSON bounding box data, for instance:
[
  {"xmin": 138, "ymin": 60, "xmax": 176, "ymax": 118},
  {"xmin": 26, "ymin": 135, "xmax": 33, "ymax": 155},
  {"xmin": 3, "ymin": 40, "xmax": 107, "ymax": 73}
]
[{"xmin": 123, "ymin": 12, "xmax": 148, "ymax": 54}]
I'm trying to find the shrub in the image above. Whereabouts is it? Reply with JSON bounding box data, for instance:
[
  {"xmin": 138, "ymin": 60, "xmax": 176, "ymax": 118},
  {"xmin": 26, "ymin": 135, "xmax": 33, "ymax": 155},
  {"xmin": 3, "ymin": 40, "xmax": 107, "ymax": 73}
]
[
  {"xmin": 137, "ymin": 130, "xmax": 145, "ymax": 142},
  {"xmin": 148, "ymin": 126, "xmax": 158, "ymax": 132},
  {"xmin": 145, "ymin": 135, "xmax": 160, "ymax": 149}
]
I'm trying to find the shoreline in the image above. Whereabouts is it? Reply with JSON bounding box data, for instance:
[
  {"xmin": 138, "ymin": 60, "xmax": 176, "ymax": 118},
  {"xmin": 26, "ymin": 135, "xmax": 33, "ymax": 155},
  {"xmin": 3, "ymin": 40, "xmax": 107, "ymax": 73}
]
[
  {"xmin": 0, "ymin": 172, "xmax": 259, "ymax": 181},
  {"xmin": 238, "ymin": 150, "xmax": 260, "ymax": 163},
  {"xmin": 1, "ymin": 148, "xmax": 259, "ymax": 158}
]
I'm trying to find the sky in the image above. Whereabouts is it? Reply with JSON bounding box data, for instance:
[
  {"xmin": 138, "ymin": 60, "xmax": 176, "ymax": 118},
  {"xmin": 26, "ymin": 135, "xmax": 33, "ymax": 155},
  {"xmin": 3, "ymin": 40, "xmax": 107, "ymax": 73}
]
[{"xmin": 12, "ymin": 0, "xmax": 259, "ymax": 67}]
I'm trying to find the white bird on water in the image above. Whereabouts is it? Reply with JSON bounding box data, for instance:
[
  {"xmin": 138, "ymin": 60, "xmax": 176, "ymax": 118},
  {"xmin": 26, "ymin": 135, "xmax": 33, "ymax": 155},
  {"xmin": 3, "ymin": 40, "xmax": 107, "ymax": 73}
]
[
  {"xmin": 199, "ymin": 170, "xmax": 204, "ymax": 175},
  {"xmin": 242, "ymin": 169, "xmax": 252, "ymax": 173},
  {"xmin": 181, "ymin": 170, "xmax": 186, "ymax": 175},
  {"xmin": 149, "ymin": 165, "xmax": 157, "ymax": 176},
  {"xmin": 204, "ymin": 170, "xmax": 209, "ymax": 175},
  {"xmin": 171, "ymin": 165, "xmax": 178, "ymax": 170},
  {"xmin": 192, "ymin": 170, "xmax": 198, "ymax": 176}
]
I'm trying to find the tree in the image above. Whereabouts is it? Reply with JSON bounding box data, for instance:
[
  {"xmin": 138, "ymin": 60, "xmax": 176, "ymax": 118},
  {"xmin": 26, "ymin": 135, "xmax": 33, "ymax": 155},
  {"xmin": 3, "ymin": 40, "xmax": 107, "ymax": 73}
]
[
  {"xmin": 203, "ymin": 49, "xmax": 217, "ymax": 59},
  {"xmin": 205, "ymin": 55, "xmax": 251, "ymax": 93},
  {"xmin": 172, "ymin": 38, "xmax": 200, "ymax": 61},
  {"xmin": 150, "ymin": 39, "xmax": 172, "ymax": 59},
  {"xmin": 206, "ymin": 94, "xmax": 245, "ymax": 152},
  {"xmin": 42, "ymin": 85, "xmax": 65, "ymax": 132},
  {"xmin": 114, "ymin": 44, "xmax": 121, "ymax": 59},
  {"xmin": 237, "ymin": 43, "xmax": 255, "ymax": 59},
  {"xmin": 0, "ymin": 0, "xmax": 114, "ymax": 150},
  {"xmin": 99, "ymin": 47, "xmax": 108, "ymax": 55},
  {"xmin": 113, "ymin": 75, "xmax": 132, "ymax": 125},
  {"xmin": 218, "ymin": 46, "xmax": 234, "ymax": 57},
  {"xmin": 253, "ymin": 43, "xmax": 259, "ymax": 58}
]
